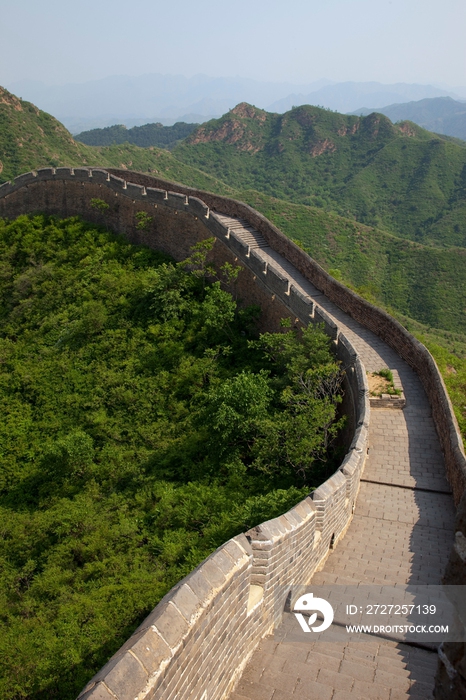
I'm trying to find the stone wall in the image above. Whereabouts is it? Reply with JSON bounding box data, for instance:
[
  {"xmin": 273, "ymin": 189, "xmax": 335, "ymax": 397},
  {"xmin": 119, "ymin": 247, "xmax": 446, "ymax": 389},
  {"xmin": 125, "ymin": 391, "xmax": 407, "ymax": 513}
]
[
  {"xmin": 0, "ymin": 166, "xmax": 464, "ymax": 700},
  {"xmin": 435, "ymin": 490, "xmax": 466, "ymax": 699},
  {"xmin": 107, "ymin": 168, "xmax": 466, "ymax": 506},
  {"xmin": 78, "ymin": 535, "xmax": 257, "ymax": 700},
  {"xmin": 76, "ymin": 409, "xmax": 367, "ymax": 700}
]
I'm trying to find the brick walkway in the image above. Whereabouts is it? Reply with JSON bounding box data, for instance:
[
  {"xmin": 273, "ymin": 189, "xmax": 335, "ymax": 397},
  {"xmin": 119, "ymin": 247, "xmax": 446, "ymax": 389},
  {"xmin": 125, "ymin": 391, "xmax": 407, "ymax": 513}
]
[{"xmin": 225, "ymin": 222, "xmax": 456, "ymax": 700}]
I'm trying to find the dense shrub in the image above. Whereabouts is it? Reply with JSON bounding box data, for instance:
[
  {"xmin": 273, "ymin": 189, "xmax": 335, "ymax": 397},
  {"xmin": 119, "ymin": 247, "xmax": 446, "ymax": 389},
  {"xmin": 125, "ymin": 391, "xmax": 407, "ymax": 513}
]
[{"xmin": 0, "ymin": 215, "xmax": 344, "ymax": 699}]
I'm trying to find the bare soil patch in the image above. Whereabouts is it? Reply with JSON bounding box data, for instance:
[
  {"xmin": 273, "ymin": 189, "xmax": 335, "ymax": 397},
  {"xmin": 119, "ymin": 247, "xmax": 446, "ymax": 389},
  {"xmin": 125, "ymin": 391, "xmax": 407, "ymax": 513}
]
[{"xmin": 368, "ymin": 373, "xmax": 392, "ymax": 396}]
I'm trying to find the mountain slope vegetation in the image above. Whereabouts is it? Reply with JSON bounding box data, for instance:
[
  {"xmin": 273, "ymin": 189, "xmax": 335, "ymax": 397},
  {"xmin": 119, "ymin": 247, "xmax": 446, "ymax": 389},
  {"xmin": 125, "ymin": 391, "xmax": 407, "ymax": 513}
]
[
  {"xmin": 237, "ymin": 190, "xmax": 466, "ymax": 440},
  {"xmin": 1, "ymin": 88, "xmax": 466, "ymax": 332},
  {"xmin": 0, "ymin": 214, "xmax": 345, "ymax": 699},
  {"xmin": 174, "ymin": 103, "xmax": 466, "ymax": 247},
  {"xmin": 74, "ymin": 121, "xmax": 198, "ymax": 149},
  {"xmin": 238, "ymin": 190, "xmax": 466, "ymax": 333},
  {"xmin": 0, "ymin": 87, "xmax": 232, "ymax": 195}
]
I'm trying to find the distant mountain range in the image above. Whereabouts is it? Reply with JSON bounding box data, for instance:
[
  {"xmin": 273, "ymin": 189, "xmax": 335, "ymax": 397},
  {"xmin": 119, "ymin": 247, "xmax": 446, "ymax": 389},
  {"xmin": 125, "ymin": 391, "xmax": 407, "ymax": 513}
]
[
  {"xmin": 267, "ymin": 81, "xmax": 463, "ymax": 114},
  {"xmin": 6, "ymin": 75, "xmax": 330, "ymax": 132},
  {"xmin": 7, "ymin": 74, "xmax": 464, "ymax": 133},
  {"xmin": 349, "ymin": 97, "xmax": 466, "ymax": 141}
]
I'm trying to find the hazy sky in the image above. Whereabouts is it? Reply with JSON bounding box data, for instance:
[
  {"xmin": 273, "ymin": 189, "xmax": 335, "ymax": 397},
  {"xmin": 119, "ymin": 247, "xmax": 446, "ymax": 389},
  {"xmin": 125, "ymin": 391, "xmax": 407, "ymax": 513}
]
[{"xmin": 1, "ymin": 0, "xmax": 465, "ymax": 87}]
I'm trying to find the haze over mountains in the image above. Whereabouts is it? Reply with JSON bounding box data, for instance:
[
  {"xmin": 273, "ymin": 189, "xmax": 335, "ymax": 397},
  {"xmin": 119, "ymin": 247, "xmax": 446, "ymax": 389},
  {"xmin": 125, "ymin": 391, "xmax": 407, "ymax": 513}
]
[
  {"xmin": 0, "ymin": 86, "xmax": 232, "ymax": 194},
  {"xmin": 350, "ymin": 97, "xmax": 466, "ymax": 141},
  {"xmin": 6, "ymin": 75, "xmax": 330, "ymax": 132},
  {"xmin": 268, "ymin": 82, "xmax": 465, "ymax": 115},
  {"xmin": 7, "ymin": 73, "xmax": 465, "ymax": 134}
]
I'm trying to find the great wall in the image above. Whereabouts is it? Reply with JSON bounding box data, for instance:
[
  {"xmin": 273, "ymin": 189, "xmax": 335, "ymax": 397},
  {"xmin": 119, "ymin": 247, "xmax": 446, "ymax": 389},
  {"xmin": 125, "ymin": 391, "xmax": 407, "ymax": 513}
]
[{"xmin": 1, "ymin": 167, "xmax": 465, "ymax": 699}]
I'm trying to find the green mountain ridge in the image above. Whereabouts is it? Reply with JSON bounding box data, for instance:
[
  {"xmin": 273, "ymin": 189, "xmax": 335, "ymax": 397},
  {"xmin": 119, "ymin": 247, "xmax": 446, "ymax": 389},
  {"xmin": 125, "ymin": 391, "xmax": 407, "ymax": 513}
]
[
  {"xmin": 2, "ymin": 87, "xmax": 466, "ymax": 325},
  {"xmin": 173, "ymin": 102, "xmax": 466, "ymax": 248},
  {"xmin": 74, "ymin": 121, "xmax": 198, "ymax": 149}
]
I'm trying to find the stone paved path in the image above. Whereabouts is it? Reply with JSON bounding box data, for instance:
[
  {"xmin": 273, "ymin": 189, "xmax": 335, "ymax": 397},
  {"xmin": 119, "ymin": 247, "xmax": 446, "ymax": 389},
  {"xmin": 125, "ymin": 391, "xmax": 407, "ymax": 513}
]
[{"xmin": 219, "ymin": 215, "xmax": 457, "ymax": 700}]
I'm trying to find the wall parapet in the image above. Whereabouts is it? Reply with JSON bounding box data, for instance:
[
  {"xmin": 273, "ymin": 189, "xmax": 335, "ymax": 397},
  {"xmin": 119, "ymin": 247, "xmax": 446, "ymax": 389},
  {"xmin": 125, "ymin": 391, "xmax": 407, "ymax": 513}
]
[
  {"xmin": 0, "ymin": 166, "xmax": 463, "ymax": 700},
  {"xmin": 79, "ymin": 535, "xmax": 254, "ymax": 700},
  {"xmin": 104, "ymin": 167, "xmax": 466, "ymax": 505}
]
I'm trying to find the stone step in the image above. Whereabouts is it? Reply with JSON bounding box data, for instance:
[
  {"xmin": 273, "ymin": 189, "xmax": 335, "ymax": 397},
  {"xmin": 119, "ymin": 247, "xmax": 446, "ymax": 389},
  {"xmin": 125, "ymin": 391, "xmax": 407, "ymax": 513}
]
[{"xmin": 215, "ymin": 214, "xmax": 270, "ymax": 248}]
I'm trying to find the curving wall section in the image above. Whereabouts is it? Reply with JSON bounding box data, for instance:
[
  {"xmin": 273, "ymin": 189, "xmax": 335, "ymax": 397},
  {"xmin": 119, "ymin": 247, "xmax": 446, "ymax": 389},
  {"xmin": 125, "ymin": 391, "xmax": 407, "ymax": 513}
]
[
  {"xmin": 0, "ymin": 167, "xmax": 465, "ymax": 700},
  {"xmin": 106, "ymin": 167, "xmax": 466, "ymax": 505}
]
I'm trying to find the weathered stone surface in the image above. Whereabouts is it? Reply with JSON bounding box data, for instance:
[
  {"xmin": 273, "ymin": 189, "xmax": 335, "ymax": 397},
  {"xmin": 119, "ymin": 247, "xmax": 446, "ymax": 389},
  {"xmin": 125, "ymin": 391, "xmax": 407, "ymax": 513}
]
[
  {"xmin": 228, "ymin": 231, "xmax": 249, "ymax": 260},
  {"xmin": 0, "ymin": 181, "xmax": 14, "ymax": 196},
  {"xmin": 206, "ymin": 212, "xmax": 228, "ymax": 238},
  {"xmin": 89, "ymin": 169, "xmax": 109, "ymax": 184},
  {"xmin": 188, "ymin": 196, "xmax": 209, "ymax": 218},
  {"xmin": 72, "ymin": 168, "xmax": 90, "ymax": 181},
  {"xmin": 288, "ymin": 285, "xmax": 314, "ymax": 322},
  {"xmin": 146, "ymin": 187, "xmax": 167, "ymax": 204},
  {"xmin": 200, "ymin": 558, "xmax": 227, "ymax": 590},
  {"xmin": 166, "ymin": 191, "xmax": 187, "ymax": 210},
  {"xmin": 104, "ymin": 651, "xmax": 148, "ymax": 700},
  {"xmin": 312, "ymin": 471, "xmax": 346, "ymax": 503},
  {"xmin": 126, "ymin": 182, "xmax": 145, "ymax": 200},
  {"xmin": 107, "ymin": 174, "xmax": 126, "ymax": 192},
  {"xmin": 291, "ymin": 497, "xmax": 315, "ymax": 521},
  {"xmin": 212, "ymin": 548, "xmax": 238, "ymax": 577},
  {"xmin": 151, "ymin": 602, "xmax": 190, "ymax": 648},
  {"xmin": 171, "ymin": 583, "xmax": 201, "ymax": 622},
  {"xmin": 265, "ymin": 263, "xmax": 289, "ymax": 296},
  {"xmin": 131, "ymin": 628, "xmax": 171, "ymax": 675},
  {"xmin": 185, "ymin": 569, "xmax": 214, "ymax": 607},
  {"xmin": 282, "ymin": 509, "xmax": 303, "ymax": 529},
  {"xmin": 337, "ymin": 332, "xmax": 357, "ymax": 366},
  {"xmin": 36, "ymin": 167, "xmax": 56, "ymax": 179},
  {"xmin": 224, "ymin": 534, "xmax": 253, "ymax": 561},
  {"xmin": 77, "ymin": 682, "xmax": 116, "ymax": 700},
  {"xmin": 14, "ymin": 172, "xmax": 37, "ymax": 187},
  {"xmin": 313, "ymin": 305, "xmax": 338, "ymax": 339}
]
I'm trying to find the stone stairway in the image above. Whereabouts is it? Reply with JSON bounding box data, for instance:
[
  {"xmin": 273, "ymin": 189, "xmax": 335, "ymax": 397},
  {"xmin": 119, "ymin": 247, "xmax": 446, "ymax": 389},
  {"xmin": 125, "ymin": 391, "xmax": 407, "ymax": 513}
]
[
  {"xmin": 216, "ymin": 214, "xmax": 271, "ymax": 249},
  {"xmin": 224, "ymin": 214, "xmax": 456, "ymax": 700}
]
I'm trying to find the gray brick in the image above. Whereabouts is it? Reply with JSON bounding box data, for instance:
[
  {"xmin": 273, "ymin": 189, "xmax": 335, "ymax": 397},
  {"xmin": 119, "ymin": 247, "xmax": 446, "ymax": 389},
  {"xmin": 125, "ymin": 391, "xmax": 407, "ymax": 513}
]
[
  {"xmin": 131, "ymin": 627, "xmax": 171, "ymax": 674},
  {"xmin": 151, "ymin": 602, "xmax": 189, "ymax": 648},
  {"xmin": 104, "ymin": 652, "xmax": 148, "ymax": 700},
  {"xmin": 171, "ymin": 583, "xmax": 200, "ymax": 622},
  {"xmin": 200, "ymin": 558, "xmax": 226, "ymax": 590},
  {"xmin": 77, "ymin": 682, "xmax": 116, "ymax": 700},
  {"xmin": 185, "ymin": 569, "xmax": 214, "ymax": 606}
]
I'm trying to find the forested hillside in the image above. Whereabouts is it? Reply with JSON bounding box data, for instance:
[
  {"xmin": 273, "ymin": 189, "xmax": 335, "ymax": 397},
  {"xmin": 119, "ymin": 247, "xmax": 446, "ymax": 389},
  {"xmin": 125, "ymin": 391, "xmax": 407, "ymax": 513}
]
[
  {"xmin": 0, "ymin": 87, "xmax": 230, "ymax": 195},
  {"xmin": 174, "ymin": 103, "xmax": 466, "ymax": 247},
  {"xmin": 74, "ymin": 121, "xmax": 198, "ymax": 149},
  {"xmin": 0, "ymin": 214, "xmax": 345, "ymax": 699}
]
